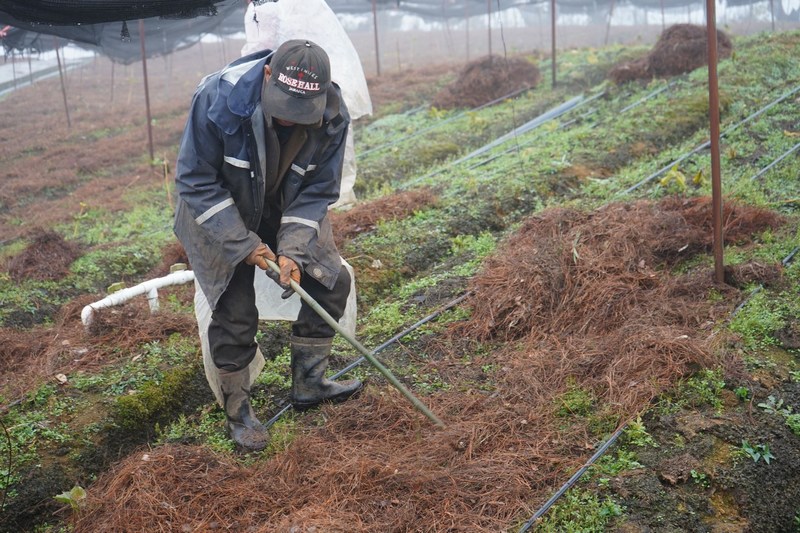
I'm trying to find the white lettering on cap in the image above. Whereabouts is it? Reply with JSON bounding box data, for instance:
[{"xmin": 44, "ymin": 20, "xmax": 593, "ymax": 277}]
[{"xmin": 277, "ymin": 72, "xmax": 321, "ymax": 94}]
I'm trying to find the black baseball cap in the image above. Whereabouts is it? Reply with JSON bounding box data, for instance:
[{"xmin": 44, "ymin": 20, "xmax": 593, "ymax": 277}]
[{"xmin": 262, "ymin": 39, "xmax": 331, "ymax": 125}]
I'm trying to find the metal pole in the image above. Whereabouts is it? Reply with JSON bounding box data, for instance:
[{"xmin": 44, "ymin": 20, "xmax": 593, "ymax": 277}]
[
  {"xmin": 53, "ymin": 37, "xmax": 71, "ymax": 129},
  {"xmin": 265, "ymin": 259, "xmax": 445, "ymax": 428},
  {"xmin": 769, "ymin": 0, "xmax": 775, "ymax": 31},
  {"xmin": 139, "ymin": 19, "xmax": 154, "ymax": 163},
  {"xmin": 705, "ymin": 0, "xmax": 724, "ymax": 283},
  {"xmin": 110, "ymin": 60, "xmax": 115, "ymax": 103},
  {"xmin": 487, "ymin": 0, "xmax": 492, "ymax": 57},
  {"xmin": 605, "ymin": 0, "xmax": 616, "ymax": 46},
  {"xmin": 551, "ymin": 0, "xmax": 557, "ymax": 88},
  {"xmin": 372, "ymin": 0, "xmax": 381, "ymax": 76},
  {"xmin": 27, "ymin": 51, "xmax": 33, "ymax": 86},
  {"xmin": 465, "ymin": 2, "xmax": 470, "ymax": 62},
  {"xmin": 10, "ymin": 50, "xmax": 16, "ymax": 90}
]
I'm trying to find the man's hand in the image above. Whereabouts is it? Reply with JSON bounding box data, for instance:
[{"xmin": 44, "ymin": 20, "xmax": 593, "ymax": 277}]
[
  {"xmin": 244, "ymin": 243, "xmax": 277, "ymax": 271},
  {"xmin": 277, "ymin": 256, "xmax": 301, "ymax": 299}
]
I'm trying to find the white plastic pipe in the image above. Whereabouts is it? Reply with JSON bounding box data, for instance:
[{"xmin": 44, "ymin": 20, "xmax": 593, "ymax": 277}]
[{"xmin": 81, "ymin": 270, "xmax": 195, "ymax": 329}]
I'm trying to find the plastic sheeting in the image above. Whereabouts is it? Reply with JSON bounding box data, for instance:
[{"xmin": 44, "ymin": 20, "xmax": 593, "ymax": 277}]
[{"xmin": 242, "ymin": 0, "xmax": 372, "ymax": 119}]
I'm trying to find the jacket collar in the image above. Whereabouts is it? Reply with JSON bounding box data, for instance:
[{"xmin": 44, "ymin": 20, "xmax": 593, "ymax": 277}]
[{"xmin": 208, "ymin": 49, "xmax": 272, "ymax": 135}]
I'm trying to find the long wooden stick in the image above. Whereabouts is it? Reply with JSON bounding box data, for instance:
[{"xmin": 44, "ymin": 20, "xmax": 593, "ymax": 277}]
[{"xmin": 265, "ymin": 259, "xmax": 446, "ymax": 428}]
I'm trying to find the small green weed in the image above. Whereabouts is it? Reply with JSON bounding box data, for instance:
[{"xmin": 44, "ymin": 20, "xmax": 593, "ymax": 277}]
[
  {"xmin": 592, "ymin": 449, "xmax": 643, "ymax": 477},
  {"xmin": 734, "ymin": 386, "xmax": 750, "ymax": 401},
  {"xmin": 255, "ymin": 348, "xmax": 292, "ymax": 390},
  {"xmin": 555, "ymin": 378, "xmax": 595, "ymax": 418},
  {"xmin": 670, "ymin": 368, "xmax": 726, "ymax": 413},
  {"xmin": 729, "ymin": 291, "xmax": 784, "ymax": 350},
  {"xmin": 785, "ymin": 414, "xmax": 800, "ymax": 437},
  {"xmin": 758, "ymin": 395, "xmax": 792, "ymax": 417},
  {"xmin": 54, "ymin": 485, "xmax": 87, "ymax": 512},
  {"xmin": 534, "ymin": 488, "xmax": 623, "ymax": 532},
  {"xmin": 623, "ymin": 415, "xmax": 658, "ymax": 448},
  {"xmin": 690, "ymin": 469, "xmax": 710, "ymax": 488},
  {"xmin": 739, "ymin": 439, "xmax": 775, "ymax": 464}
]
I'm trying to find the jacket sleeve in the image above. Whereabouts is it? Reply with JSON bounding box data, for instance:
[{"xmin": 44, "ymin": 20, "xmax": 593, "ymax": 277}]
[
  {"xmin": 276, "ymin": 122, "xmax": 348, "ymax": 271},
  {"xmin": 174, "ymin": 86, "xmax": 260, "ymax": 268}
]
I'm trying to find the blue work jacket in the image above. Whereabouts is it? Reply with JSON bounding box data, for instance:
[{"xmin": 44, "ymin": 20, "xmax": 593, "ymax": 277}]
[{"xmin": 173, "ymin": 49, "xmax": 349, "ymax": 311}]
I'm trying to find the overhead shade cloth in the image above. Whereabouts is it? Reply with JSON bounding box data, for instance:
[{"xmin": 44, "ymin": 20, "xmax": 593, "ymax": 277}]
[
  {"xmin": 0, "ymin": 0, "xmax": 244, "ymax": 64},
  {"xmin": 0, "ymin": 0, "xmax": 225, "ymax": 25}
]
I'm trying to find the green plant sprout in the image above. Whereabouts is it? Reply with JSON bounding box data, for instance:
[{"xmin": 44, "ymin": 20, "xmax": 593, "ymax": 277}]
[
  {"xmin": 734, "ymin": 386, "xmax": 750, "ymax": 401},
  {"xmin": 758, "ymin": 395, "xmax": 792, "ymax": 417},
  {"xmin": 54, "ymin": 485, "xmax": 86, "ymax": 512},
  {"xmin": 624, "ymin": 415, "xmax": 658, "ymax": 448},
  {"xmin": 690, "ymin": 469, "xmax": 710, "ymax": 488},
  {"xmin": 740, "ymin": 440, "xmax": 775, "ymax": 464}
]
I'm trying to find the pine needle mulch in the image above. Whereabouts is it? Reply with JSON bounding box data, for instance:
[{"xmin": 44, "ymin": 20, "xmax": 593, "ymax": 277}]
[
  {"xmin": 0, "ymin": 295, "xmax": 196, "ymax": 404},
  {"xmin": 72, "ymin": 196, "xmax": 783, "ymax": 532}
]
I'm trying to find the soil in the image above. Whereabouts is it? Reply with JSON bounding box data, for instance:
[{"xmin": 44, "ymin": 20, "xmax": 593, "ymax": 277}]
[{"xmin": 611, "ymin": 373, "xmax": 800, "ymax": 532}]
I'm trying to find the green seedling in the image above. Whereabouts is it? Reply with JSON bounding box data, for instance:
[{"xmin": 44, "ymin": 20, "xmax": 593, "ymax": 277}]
[
  {"xmin": 740, "ymin": 440, "xmax": 775, "ymax": 464},
  {"xmin": 758, "ymin": 395, "xmax": 792, "ymax": 417},
  {"xmin": 54, "ymin": 485, "xmax": 86, "ymax": 512},
  {"xmin": 734, "ymin": 386, "xmax": 750, "ymax": 401}
]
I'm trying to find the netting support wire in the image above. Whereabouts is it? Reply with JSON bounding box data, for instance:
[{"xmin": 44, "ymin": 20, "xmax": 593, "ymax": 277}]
[
  {"xmin": 264, "ymin": 290, "xmax": 472, "ymax": 430},
  {"xmin": 750, "ymin": 141, "xmax": 800, "ymax": 181},
  {"xmin": 618, "ymin": 82, "xmax": 800, "ymax": 196},
  {"xmin": 518, "ymin": 423, "xmax": 628, "ymax": 533}
]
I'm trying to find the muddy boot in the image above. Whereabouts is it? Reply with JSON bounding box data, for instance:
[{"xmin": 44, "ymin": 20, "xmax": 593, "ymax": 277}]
[
  {"xmin": 218, "ymin": 366, "xmax": 269, "ymax": 451},
  {"xmin": 290, "ymin": 335, "xmax": 363, "ymax": 411}
]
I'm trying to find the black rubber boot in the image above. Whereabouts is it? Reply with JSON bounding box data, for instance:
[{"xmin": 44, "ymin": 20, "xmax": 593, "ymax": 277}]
[
  {"xmin": 218, "ymin": 366, "xmax": 269, "ymax": 451},
  {"xmin": 290, "ymin": 335, "xmax": 363, "ymax": 410}
]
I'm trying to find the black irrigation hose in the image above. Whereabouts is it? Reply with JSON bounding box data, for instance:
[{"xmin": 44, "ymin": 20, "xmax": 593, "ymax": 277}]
[
  {"xmin": 750, "ymin": 140, "xmax": 800, "ymax": 182},
  {"xmin": 618, "ymin": 83, "xmax": 800, "ymax": 196},
  {"xmin": 520, "ymin": 244, "xmax": 800, "ymax": 529},
  {"xmin": 517, "ymin": 423, "xmax": 628, "ymax": 533},
  {"xmin": 404, "ymin": 78, "xmax": 677, "ymax": 181},
  {"xmin": 263, "ymin": 291, "xmax": 472, "ymax": 430}
]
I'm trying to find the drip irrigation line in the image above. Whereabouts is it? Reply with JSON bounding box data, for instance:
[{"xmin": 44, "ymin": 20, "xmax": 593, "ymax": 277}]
[
  {"xmin": 750, "ymin": 140, "xmax": 800, "ymax": 182},
  {"xmin": 263, "ymin": 291, "xmax": 471, "ymax": 430},
  {"xmin": 358, "ymin": 85, "xmax": 533, "ymax": 159},
  {"xmin": 465, "ymin": 80, "xmax": 669, "ymax": 173},
  {"xmin": 617, "ymin": 81, "xmax": 673, "ymax": 114},
  {"xmin": 520, "ymin": 244, "xmax": 800, "ymax": 528},
  {"xmin": 402, "ymin": 92, "xmax": 598, "ymax": 190},
  {"xmin": 618, "ymin": 82, "xmax": 800, "ymax": 196},
  {"xmin": 518, "ymin": 422, "xmax": 628, "ymax": 532}
]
